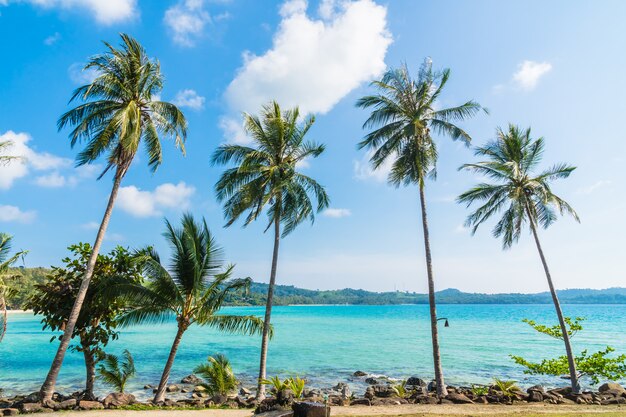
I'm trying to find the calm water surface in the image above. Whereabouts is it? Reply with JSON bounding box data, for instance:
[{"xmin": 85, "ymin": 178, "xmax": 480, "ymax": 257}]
[{"xmin": 1, "ymin": 304, "xmax": 625, "ymax": 399}]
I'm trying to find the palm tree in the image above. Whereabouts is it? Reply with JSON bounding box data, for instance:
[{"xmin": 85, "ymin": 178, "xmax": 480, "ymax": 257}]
[
  {"xmin": 356, "ymin": 59, "xmax": 486, "ymax": 397},
  {"xmin": 113, "ymin": 214, "xmax": 267, "ymax": 403},
  {"xmin": 211, "ymin": 101, "xmax": 329, "ymax": 400},
  {"xmin": 97, "ymin": 350, "xmax": 136, "ymax": 393},
  {"xmin": 457, "ymin": 124, "xmax": 581, "ymax": 393},
  {"xmin": 0, "ymin": 233, "xmax": 27, "ymax": 342},
  {"xmin": 0, "ymin": 139, "xmax": 20, "ymax": 166},
  {"xmin": 40, "ymin": 34, "xmax": 187, "ymax": 402},
  {"xmin": 194, "ymin": 354, "xmax": 238, "ymax": 396}
]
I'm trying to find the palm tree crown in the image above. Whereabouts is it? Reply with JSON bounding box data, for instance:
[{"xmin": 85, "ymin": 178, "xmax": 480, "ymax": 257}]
[
  {"xmin": 212, "ymin": 101, "xmax": 329, "ymax": 236},
  {"xmin": 58, "ymin": 33, "xmax": 187, "ymax": 178},
  {"xmin": 457, "ymin": 124, "xmax": 579, "ymax": 247},
  {"xmin": 356, "ymin": 58, "xmax": 486, "ymax": 186}
]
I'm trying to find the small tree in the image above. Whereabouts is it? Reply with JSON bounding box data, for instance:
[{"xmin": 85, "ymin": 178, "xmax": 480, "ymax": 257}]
[
  {"xmin": 511, "ymin": 317, "xmax": 626, "ymax": 384},
  {"xmin": 194, "ymin": 354, "xmax": 238, "ymax": 396},
  {"xmin": 97, "ymin": 350, "xmax": 136, "ymax": 393},
  {"xmin": 26, "ymin": 243, "xmax": 142, "ymax": 399}
]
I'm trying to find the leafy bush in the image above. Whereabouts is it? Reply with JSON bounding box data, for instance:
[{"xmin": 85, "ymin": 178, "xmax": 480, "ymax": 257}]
[
  {"xmin": 261, "ymin": 376, "xmax": 289, "ymax": 395},
  {"xmin": 284, "ymin": 376, "xmax": 306, "ymax": 399},
  {"xmin": 492, "ymin": 378, "xmax": 520, "ymax": 397},
  {"xmin": 97, "ymin": 350, "xmax": 136, "ymax": 393},
  {"xmin": 392, "ymin": 380, "xmax": 409, "ymax": 398},
  {"xmin": 471, "ymin": 384, "xmax": 489, "ymax": 396},
  {"xmin": 194, "ymin": 354, "xmax": 238, "ymax": 396}
]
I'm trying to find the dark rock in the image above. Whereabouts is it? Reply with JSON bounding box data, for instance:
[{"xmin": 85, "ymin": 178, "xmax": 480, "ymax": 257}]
[
  {"xmin": 181, "ymin": 389, "xmax": 189, "ymax": 393},
  {"xmin": 103, "ymin": 392, "xmax": 136, "ymax": 408},
  {"xmin": 439, "ymin": 398, "xmax": 453, "ymax": 404},
  {"xmin": 417, "ymin": 396, "xmax": 438, "ymax": 405},
  {"xmin": 528, "ymin": 391, "xmax": 543, "ymax": 402},
  {"xmin": 143, "ymin": 385, "xmax": 153, "ymax": 389},
  {"xmin": 349, "ymin": 398, "xmax": 370, "ymax": 406},
  {"xmin": 181, "ymin": 374, "xmax": 203, "ymax": 385},
  {"xmin": 527, "ymin": 385, "xmax": 545, "ymax": 394},
  {"xmin": 364, "ymin": 378, "xmax": 378, "ymax": 385},
  {"xmin": 292, "ymin": 402, "xmax": 329, "ymax": 417},
  {"xmin": 78, "ymin": 400, "xmax": 104, "ymax": 410},
  {"xmin": 599, "ymin": 382, "xmax": 626, "ymax": 395},
  {"xmin": 54, "ymin": 399, "xmax": 77, "ymax": 410},
  {"xmin": 2, "ymin": 409, "xmax": 19, "ymax": 416},
  {"xmin": 166, "ymin": 384, "xmax": 180, "ymax": 392},
  {"xmin": 210, "ymin": 394, "xmax": 228, "ymax": 405},
  {"xmin": 353, "ymin": 371, "xmax": 367, "ymax": 377},
  {"xmin": 162, "ymin": 399, "xmax": 177, "ymax": 407},
  {"xmin": 427, "ymin": 380, "xmax": 437, "ymax": 392},
  {"xmin": 602, "ymin": 397, "xmax": 626, "ymax": 405},
  {"xmin": 405, "ymin": 377, "xmax": 426, "ymax": 387},
  {"xmin": 276, "ymin": 389, "xmax": 295, "ymax": 405},
  {"xmin": 333, "ymin": 383, "xmax": 351, "ymax": 400},
  {"xmin": 446, "ymin": 393, "xmax": 473, "ymax": 404},
  {"xmin": 255, "ymin": 411, "xmax": 294, "ymax": 417},
  {"xmin": 240, "ymin": 387, "xmax": 252, "ymax": 396}
]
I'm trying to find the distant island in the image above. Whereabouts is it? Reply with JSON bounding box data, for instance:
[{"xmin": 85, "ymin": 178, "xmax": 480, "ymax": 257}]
[{"xmin": 6, "ymin": 267, "xmax": 626, "ymax": 309}]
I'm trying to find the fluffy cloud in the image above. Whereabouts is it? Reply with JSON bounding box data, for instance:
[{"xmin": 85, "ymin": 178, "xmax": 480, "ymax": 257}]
[
  {"xmin": 0, "ymin": 205, "xmax": 36, "ymax": 223},
  {"xmin": 222, "ymin": 0, "xmax": 391, "ymax": 142},
  {"xmin": 117, "ymin": 182, "xmax": 195, "ymax": 217},
  {"xmin": 173, "ymin": 89, "xmax": 206, "ymax": 110},
  {"xmin": 68, "ymin": 62, "xmax": 99, "ymax": 85},
  {"xmin": 323, "ymin": 208, "xmax": 351, "ymax": 218},
  {"xmin": 513, "ymin": 60, "xmax": 552, "ymax": 91},
  {"xmin": 353, "ymin": 150, "xmax": 392, "ymax": 183},
  {"xmin": 5, "ymin": 0, "xmax": 137, "ymax": 24},
  {"xmin": 164, "ymin": 0, "xmax": 211, "ymax": 46}
]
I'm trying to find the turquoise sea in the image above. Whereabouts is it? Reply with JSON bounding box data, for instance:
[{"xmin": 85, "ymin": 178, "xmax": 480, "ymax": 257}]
[{"xmin": 1, "ymin": 304, "xmax": 625, "ymax": 400}]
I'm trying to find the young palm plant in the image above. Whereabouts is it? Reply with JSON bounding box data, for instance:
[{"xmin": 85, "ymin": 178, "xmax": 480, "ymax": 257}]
[
  {"xmin": 97, "ymin": 349, "xmax": 136, "ymax": 393},
  {"xmin": 212, "ymin": 101, "xmax": 329, "ymax": 400},
  {"xmin": 114, "ymin": 214, "xmax": 266, "ymax": 403},
  {"xmin": 194, "ymin": 354, "xmax": 238, "ymax": 396},
  {"xmin": 0, "ymin": 233, "xmax": 27, "ymax": 342},
  {"xmin": 356, "ymin": 59, "xmax": 486, "ymax": 396},
  {"xmin": 457, "ymin": 124, "xmax": 581, "ymax": 393},
  {"xmin": 40, "ymin": 34, "xmax": 187, "ymax": 402}
]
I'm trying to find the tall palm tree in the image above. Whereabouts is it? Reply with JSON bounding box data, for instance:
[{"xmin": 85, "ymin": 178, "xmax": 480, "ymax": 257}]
[
  {"xmin": 356, "ymin": 59, "xmax": 486, "ymax": 397},
  {"xmin": 211, "ymin": 101, "xmax": 329, "ymax": 400},
  {"xmin": 0, "ymin": 233, "xmax": 26, "ymax": 342},
  {"xmin": 113, "ymin": 214, "xmax": 267, "ymax": 403},
  {"xmin": 40, "ymin": 33, "xmax": 187, "ymax": 402},
  {"xmin": 457, "ymin": 124, "xmax": 581, "ymax": 393}
]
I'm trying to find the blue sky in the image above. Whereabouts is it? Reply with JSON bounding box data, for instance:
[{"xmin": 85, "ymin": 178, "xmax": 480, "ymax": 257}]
[{"xmin": 1, "ymin": 0, "xmax": 624, "ymax": 293}]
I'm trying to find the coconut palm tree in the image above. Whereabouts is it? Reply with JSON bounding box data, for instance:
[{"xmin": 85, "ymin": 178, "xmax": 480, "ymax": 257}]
[
  {"xmin": 40, "ymin": 34, "xmax": 187, "ymax": 402},
  {"xmin": 211, "ymin": 101, "xmax": 329, "ymax": 400},
  {"xmin": 97, "ymin": 350, "xmax": 136, "ymax": 393},
  {"xmin": 113, "ymin": 214, "xmax": 266, "ymax": 403},
  {"xmin": 0, "ymin": 233, "xmax": 27, "ymax": 342},
  {"xmin": 457, "ymin": 124, "xmax": 581, "ymax": 393},
  {"xmin": 356, "ymin": 59, "xmax": 486, "ymax": 396}
]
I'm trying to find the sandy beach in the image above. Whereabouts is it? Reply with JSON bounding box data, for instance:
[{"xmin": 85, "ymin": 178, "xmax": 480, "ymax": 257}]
[{"xmin": 30, "ymin": 404, "xmax": 625, "ymax": 417}]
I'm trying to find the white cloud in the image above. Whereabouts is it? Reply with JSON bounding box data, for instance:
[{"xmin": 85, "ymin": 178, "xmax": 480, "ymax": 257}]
[
  {"xmin": 44, "ymin": 32, "xmax": 61, "ymax": 45},
  {"xmin": 512, "ymin": 60, "xmax": 552, "ymax": 91},
  {"xmin": 0, "ymin": 205, "xmax": 36, "ymax": 223},
  {"xmin": 173, "ymin": 89, "xmax": 206, "ymax": 110},
  {"xmin": 224, "ymin": 0, "xmax": 391, "ymax": 120},
  {"xmin": 117, "ymin": 182, "xmax": 195, "ymax": 217},
  {"xmin": 81, "ymin": 221, "xmax": 100, "ymax": 230},
  {"xmin": 34, "ymin": 172, "xmax": 69, "ymax": 188},
  {"xmin": 164, "ymin": 0, "xmax": 211, "ymax": 46},
  {"xmin": 576, "ymin": 180, "xmax": 611, "ymax": 195},
  {"xmin": 6, "ymin": 0, "xmax": 137, "ymax": 24},
  {"xmin": 323, "ymin": 208, "xmax": 351, "ymax": 218},
  {"xmin": 0, "ymin": 131, "xmax": 71, "ymax": 189},
  {"xmin": 353, "ymin": 150, "xmax": 392, "ymax": 183},
  {"xmin": 68, "ymin": 62, "xmax": 99, "ymax": 85},
  {"xmin": 219, "ymin": 117, "xmax": 250, "ymax": 144}
]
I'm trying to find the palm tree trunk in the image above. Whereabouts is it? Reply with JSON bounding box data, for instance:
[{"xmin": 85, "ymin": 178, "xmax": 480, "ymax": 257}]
[
  {"xmin": 154, "ymin": 324, "xmax": 186, "ymax": 403},
  {"xmin": 256, "ymin": 215, "xmax": 281, "ymax": 401},
  {"xmin": 39, "ymin": 171, "xmax": 124, "ymax": 402},
  {"xmin": 0, "ymin": 293, "xmax": 6, "ymax": 343},
  {"xmin": 527, "ymin": 210, "xmax": 581, "ymax": 394},
  {"xmin": 418, "ymin": 183, "xmax": 447, "ymax": 397}
]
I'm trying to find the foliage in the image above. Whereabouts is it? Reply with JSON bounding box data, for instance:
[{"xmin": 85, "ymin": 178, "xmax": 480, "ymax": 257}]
[
  {"xmin": 521, "ymin": 317, "xmax": 584, "ymax": 339},
  {"xmin": 58, "ymin": 33, "xmax": 187, "ymax": 179},
  {"xmin": 392, "ymin": 380, "xmax": 409, "ymax": 398},
  {"xmin": 510, "ymin": 317, "xmax": 626, "ymax": 384},
  {"xmin": 492, "ymin": 378, "xmax": 520, "ymax": 397},
  {"xmin": 212, "ymin": 101, "xmax": 329, "ymax": 237},
  {"xmin": 0, "ymin": 233, "xmax": 27, "ymax": 342},
  {"xmin": 284, "ymin": 376, "xmax": 306, "ymax": 399},
  {"xmin": 194, "ymin": 354, "xmax": 238, "ymax": 396},
  {"xmin": 2, "ymin": 267, "xmax": 48, "ymax": 309},
  {"xmin": 458, "ymin": 124, "xmax": 578, "ymax": 248},
  {"xmin": 471, "ymin": 384, "xmax": 490, "ymax": 396},
  {"xmin": 261, "ymin": 376, "xmax": 289, "ymax": 395},
  {"xmin": 97, "ymin": 349, "xmax": 136, "ymax": 393},
  {"xmin": 0, "ymin": 139, "xmax": 22, "ymax": 166},
  {"xmin": 356, "ymin": 58, "xmax": 485, "ymax": 187}
]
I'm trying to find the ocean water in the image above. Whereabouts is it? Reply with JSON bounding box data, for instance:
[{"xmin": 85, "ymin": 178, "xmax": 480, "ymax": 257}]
[{"xmin": 1, "ymin": 304, "xmax": 625, "ymax": 400}]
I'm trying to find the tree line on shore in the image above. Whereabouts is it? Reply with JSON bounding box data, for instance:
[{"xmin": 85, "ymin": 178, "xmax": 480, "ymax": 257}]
[{"xmin": 0, "ymin": 33, "xmax": 624, "ymax": 405}]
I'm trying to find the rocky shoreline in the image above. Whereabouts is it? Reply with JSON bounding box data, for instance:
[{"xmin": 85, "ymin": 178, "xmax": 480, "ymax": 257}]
[{"xmin": 1, "ymin": 371, "xmax": 625, "ymax": 416}]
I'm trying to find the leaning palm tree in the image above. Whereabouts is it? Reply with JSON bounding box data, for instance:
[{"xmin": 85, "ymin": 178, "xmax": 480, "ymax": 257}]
[
  {"xmin": 97, "ymin": 349, "xmax": 136, "ymax": 393},
  {"xmin": 356, "ymin": 59, "xmax": 486, "ymax": 396},
  {"xmin": 40, "ymin": 34, "xmax": 187, "ymax": 402},
  {"xmin": 113, "ymin": 214, "xmax": 267, "ymax": 403},
  {"xmin": 0, "ymin": 233, "xmax": 27, "ymax": 342},
  {"xmin": 211, "ymin": 101, "xmax": 329, "ymax": 400},
  {"xmin": 457, "ymin": 124, "xmax": 581, "ymax": 393}
]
